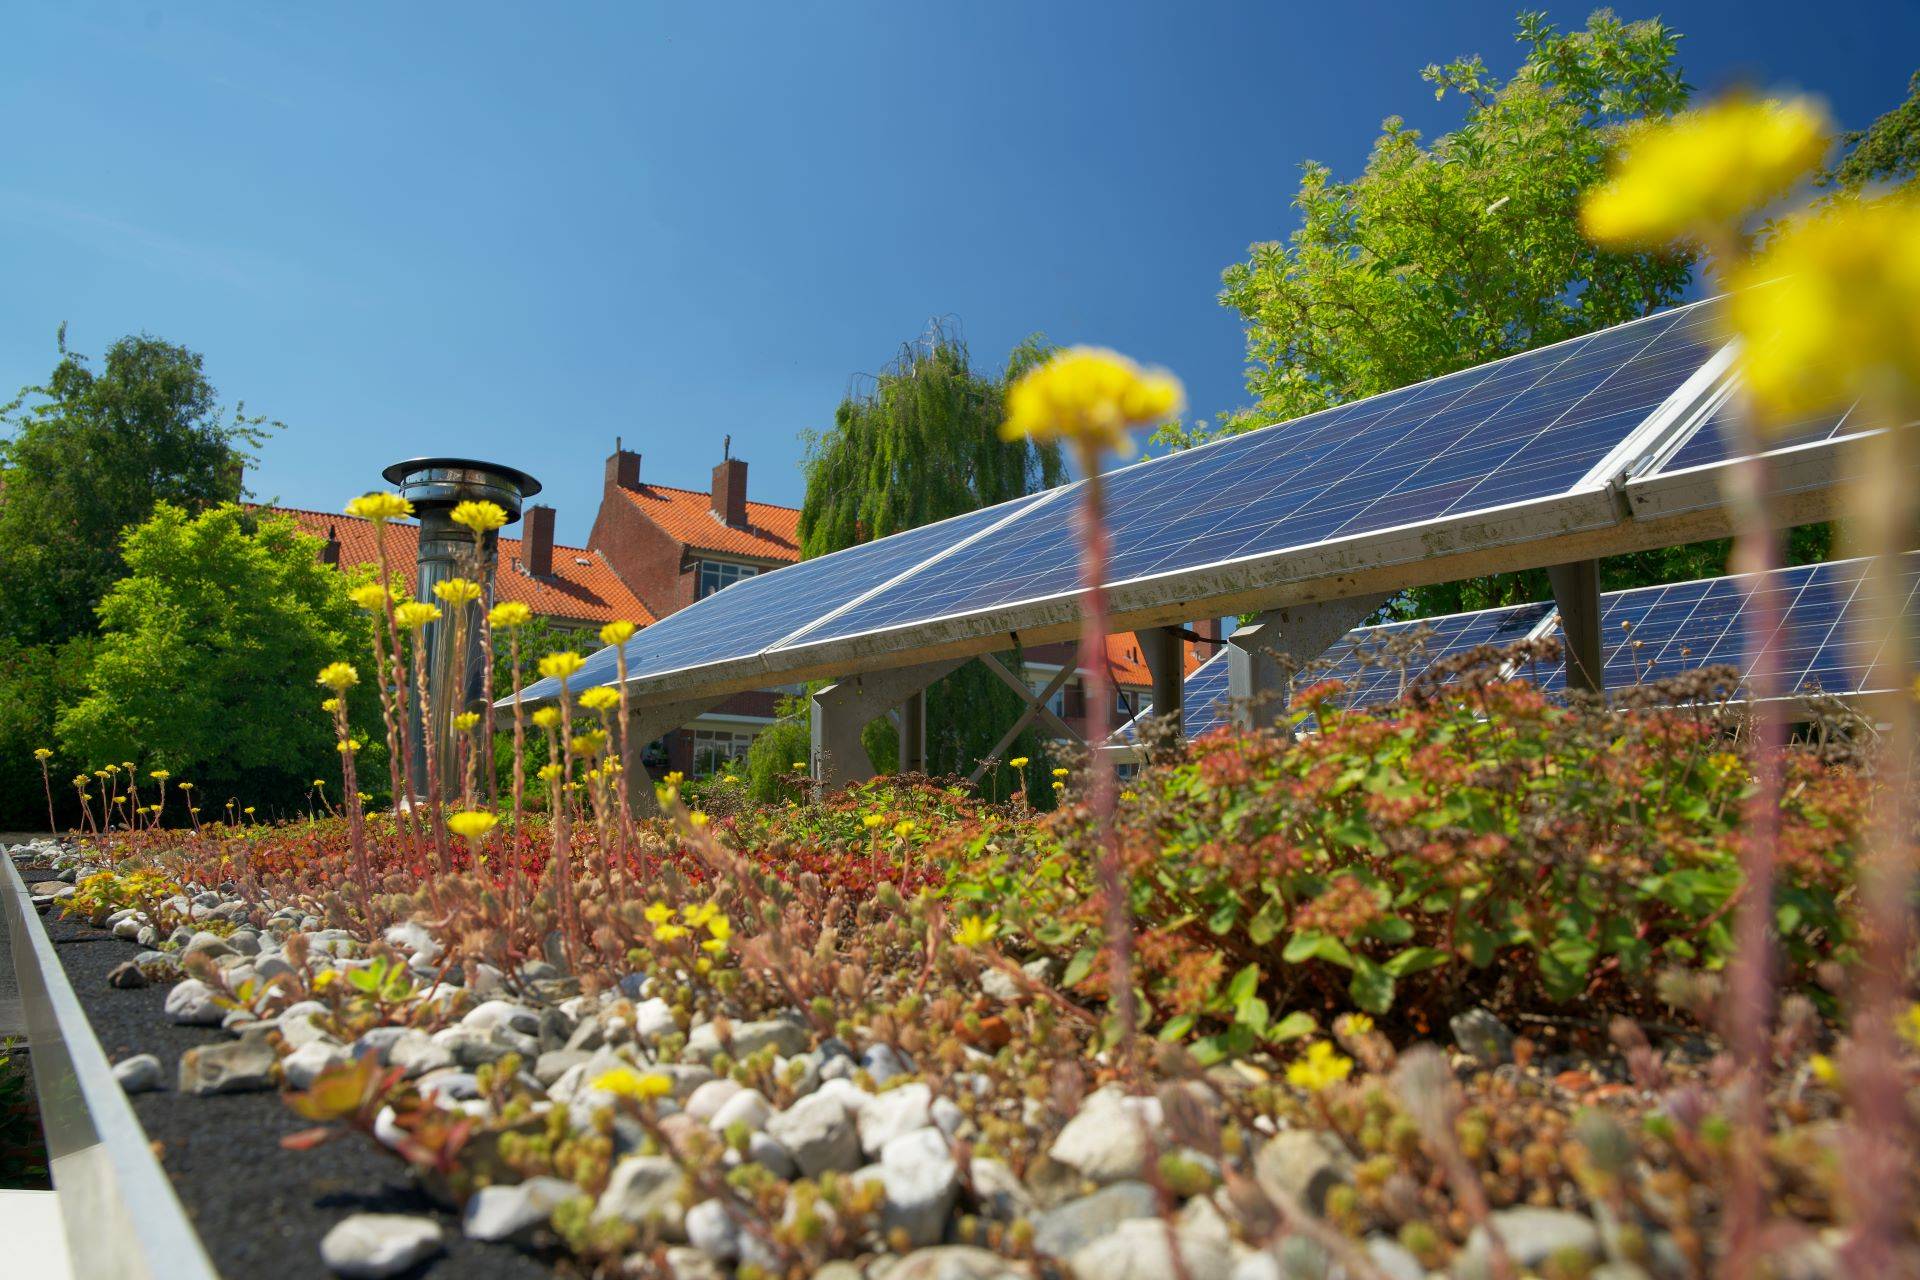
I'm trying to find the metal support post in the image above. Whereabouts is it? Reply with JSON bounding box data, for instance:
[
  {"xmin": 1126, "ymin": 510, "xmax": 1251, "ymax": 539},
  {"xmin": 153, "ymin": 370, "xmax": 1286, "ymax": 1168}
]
[
  {"xmin": 812, "ymin": 657, "xmax": 967, "ymax": 789},
  {"xmin": 623, "ymin": 695, "xmax": 724, "ymax": 815},
  {"xmin": 1227, "ymin": 594, "xmax": 1389, "ymax": 729},
  {"xmin": 1140, "ymin": 626, "xmax": 1186, "ymax": 738},
  {"xmin": 1548, "ymin": 559, "xmax": 1605, "ymax": 693}
]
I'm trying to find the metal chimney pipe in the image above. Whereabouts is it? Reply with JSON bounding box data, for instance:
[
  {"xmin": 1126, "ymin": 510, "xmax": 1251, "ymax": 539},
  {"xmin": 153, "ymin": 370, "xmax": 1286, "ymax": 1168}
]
[{"xmin": 382, "ymin": 458, "xmax": 542, "ymax": 802}]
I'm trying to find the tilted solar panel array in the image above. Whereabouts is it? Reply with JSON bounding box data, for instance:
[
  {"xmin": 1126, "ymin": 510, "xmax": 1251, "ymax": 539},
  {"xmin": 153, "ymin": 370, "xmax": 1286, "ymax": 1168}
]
[
  {"xmin": 1656, "ymin": 398, "xmax": 1858, "ymax": 474},
  {"xmin": 521, "ymin": 297, "xmax": 1754, "ymax": 705},
  {"xmin": 1115, "ymin": 554, "xmax": 1918, "ymax": 743}
]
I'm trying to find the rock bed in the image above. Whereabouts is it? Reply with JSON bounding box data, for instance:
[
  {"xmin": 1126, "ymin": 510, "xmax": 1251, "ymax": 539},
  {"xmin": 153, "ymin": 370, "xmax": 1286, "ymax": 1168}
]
[{"xmin": 16, "ymin": 841, "xmax": 1720, "ymax": 1280}]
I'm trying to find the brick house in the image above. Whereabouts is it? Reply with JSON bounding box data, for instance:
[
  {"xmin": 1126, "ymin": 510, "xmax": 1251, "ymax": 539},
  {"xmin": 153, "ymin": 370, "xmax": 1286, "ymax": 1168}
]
[{"xmin": 279, "ymin": 441, "xmax": 1215, "ymax": 776}]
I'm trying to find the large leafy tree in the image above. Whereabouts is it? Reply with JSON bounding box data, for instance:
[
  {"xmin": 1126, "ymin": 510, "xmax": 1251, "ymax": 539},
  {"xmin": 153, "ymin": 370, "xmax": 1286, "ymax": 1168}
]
[
  {"xmin": 770, "ymin": 324, "xmax": 1067, "ymax": 793},
  {"xmin": 0, "ymin": 329, "xmax": 273, "ymax": 647},
  {"xmin": 57, "ymin": 504, "xmax": 375, "ymax": 815},
  {"xmin": 1211, "ymin": 10, "xmax": 1694, "ymax": 437},
  {"xmin": 1820, "ymin": 68, "xmax": 1920, "ymax": 195}
]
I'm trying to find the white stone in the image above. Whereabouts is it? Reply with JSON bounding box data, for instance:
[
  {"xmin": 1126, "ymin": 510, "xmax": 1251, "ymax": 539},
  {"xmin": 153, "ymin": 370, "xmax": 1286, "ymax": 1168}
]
[
  {"xmin": 708, "ymin": 1087, "xmax": 773, "ymax": 1134},
  {"xmin": 113, "ymin": 1053, "xmax": 163, "ymax": 1093},
  {"xmin": 162, "ymin": 979, "xmax": 225, "ymax": 1026},
  {"xmin": 462, "ymin": 1176, "xmax": 576, "ymax": 1242},
  {"xmin": 879, "ymin": 1126, "xmax": 959, "ymax": 1247},
  {"xmin": 857, "ymin": 1082, "xmax": 933, "ymax": 1157},
  {"xmin": 684, "ymin": 1078, "xmax": 743, "ymax": 1124},
  {"xmin": 1069, "ymin": 1218, "xmax": 1232, "ymax": 1280},
  {"xmin": 633, "ymin": 996, "xmax": 678, "ymax": 1044},
  {"xmin": 765, "ymin": 1091, "xmax": 861, "ymax": 1177},
  {"xmin": 593, "ymin": 1155, "xmax": 687, "ymax": 1240},
  {"xmin": 319, "ymin": 1213, "xmax": 444, "ymax": 1278},
  {"xmin": 284, "ymin": 1040, "xmax": 349, "ymax": 1090},
  {"xmin": 1047, "ymin": 1087, "xmax": 1164, "ymax": 1184},
  {"xmin": 684, "ymin": 1197, "xmax": 739, "ymax": 1261},
  {"xmin": 463, "ymin": 999, "xmax": 539, "ymax": 1035}
]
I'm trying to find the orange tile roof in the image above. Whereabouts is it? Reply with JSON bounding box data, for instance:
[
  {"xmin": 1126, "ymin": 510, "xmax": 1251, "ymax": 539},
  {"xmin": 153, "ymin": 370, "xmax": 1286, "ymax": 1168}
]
[
  {"xmin": 616, "ymin": 483, "xmax": 800, "ymax": 562},
  {"xmin": 268, "ymin": 507, "xmax": 657, "ymax": 627}
]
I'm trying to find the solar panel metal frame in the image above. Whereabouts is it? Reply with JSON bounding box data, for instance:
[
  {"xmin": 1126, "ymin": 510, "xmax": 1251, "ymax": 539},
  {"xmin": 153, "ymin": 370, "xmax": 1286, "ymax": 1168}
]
[{"xmin": 517, "ymin": 300, "xmax": 1896, "ymax": 710}]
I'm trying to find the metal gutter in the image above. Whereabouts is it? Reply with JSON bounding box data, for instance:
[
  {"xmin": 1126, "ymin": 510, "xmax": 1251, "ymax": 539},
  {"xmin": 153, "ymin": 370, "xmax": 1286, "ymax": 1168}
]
[{"xmin": 3, "ymin": 855, "xmax": 221, "ymax": 1280}]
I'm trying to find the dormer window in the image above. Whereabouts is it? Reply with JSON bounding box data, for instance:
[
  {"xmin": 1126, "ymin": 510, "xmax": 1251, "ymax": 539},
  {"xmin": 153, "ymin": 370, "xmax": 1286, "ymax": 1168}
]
[{"xmin": 696, "ymin": 559, "xmax": 760, "ymax": 600}]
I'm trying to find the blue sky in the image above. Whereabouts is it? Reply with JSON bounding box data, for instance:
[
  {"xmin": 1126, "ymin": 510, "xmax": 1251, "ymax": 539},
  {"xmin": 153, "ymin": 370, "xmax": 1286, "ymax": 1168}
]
[{"xmin": 4, "ymin": 2, "xmax": 1916, "ymax": 546}]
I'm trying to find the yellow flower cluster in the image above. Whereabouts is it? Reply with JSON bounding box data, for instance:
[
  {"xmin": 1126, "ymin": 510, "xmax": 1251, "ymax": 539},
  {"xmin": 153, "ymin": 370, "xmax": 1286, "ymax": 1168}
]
[
  {"xmin": 591, "ymin": 1065, "xmax": 673, "ymax": 1101},
  {"xmin": 447, "ymin": 810, "xmax": 498, "ymax": 840},
  {"xmin": 489, "ymin": 601, "xmax": 533, "ymax": 630},
  {"xmin": 578, "ymin": 686, "xmax": 621, "ymax": 712},
  {"xmin": 1002, "ymin": 347, "xmax": 1184, "ymax": 457},
  {"xmin": 1582, "ymin": 95, "xmax": 1830, "ymax": 247},
  {"xmin": 600, "ymin": 619, "xmax": 637, "ymax": 646},
  {"xmin": 349, "ymin": 583, "xmax": 391, "ymax": 612},
  {"xmin": 538, "ymin": 652, "xmax": 586, "ymax": 681},
  {"xmin": 33, "ymin": 747, "xmax": 52, "ymax": 761},
  {"xmin": 532, "ymin": 707, "xmax": 561, "ymax": 731},
  {"xmin": 394, "ymin": 601, "xmax": 441, "ymax": 630},
  {"xmin": 346, "ymin": 492, "xmax": 413, "ymax": 523},
  {"xmin": 1286, "ymin": 1041, "xmax": 1354, "ymax": 1093},
  {"xmin": 1730, "ymin": 196, "xmax": 1920, "ymax": 425},
  {"xmin": 453, "ymin": 711, "xmax": 481, "ymax": 732},
  {"xmin": 450, "ymin": 500, "xmax": 508, "ymax": 533},
  {"xmin": 316, "ymin": 662, "xmax": 359, "ymax": 692},
  {"xmin": 1008, "ymin": 755, "xmax": 1029, "ymax": 769},
  {"xmin": 568, "ymin": 731, "xmax": 608, "ymax": 757},
  {"xmin": 952, "ymin": 914, "xmax": 997, "ymax": 948},
  {"xmin": 862, "ymin": 813, "xmax": 887, "ymax": 830},
  {"xmin": 433, "ymin": 578, "xmax": 484, "ymax": 606}
]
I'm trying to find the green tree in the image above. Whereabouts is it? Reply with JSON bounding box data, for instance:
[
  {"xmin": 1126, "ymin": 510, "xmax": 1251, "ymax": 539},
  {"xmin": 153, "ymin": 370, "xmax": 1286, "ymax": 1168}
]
[
  {"xmin": 1187, "ymin": 9, "xmax": 1784, "ymax": 616},
  {"xmin": 56, "ymin": 504, "xmax": 375, "ymax": 816},
  {"xmin": 0, "ymin": 637, "xmax": 95, "ymax": 830},
  {"xmin": 1210, "ymin": 10, "xmax": 1693, "ymax": 437},
  {"xmin": 795, "ymin": 324, "xmax": 1067, "ymax": 789},
  {"xmin": 1820, "ymin": 69, "xmax": 1920, "ymax": 195},
  {"xmin": 0, "ymin": 329, "xmax": 274, "ymax": 647}
]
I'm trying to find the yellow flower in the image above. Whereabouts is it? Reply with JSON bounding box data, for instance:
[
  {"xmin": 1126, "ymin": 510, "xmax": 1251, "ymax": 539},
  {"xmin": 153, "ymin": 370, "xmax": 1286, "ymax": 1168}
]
[
  {"xmin": 453, "ymin": 711, "xmax": 481, "ymax": 732},
  {"xmin": 1809, "ymin": 1053, "xmax": 1838, "ymax": 1085},
  {"xmin": 537, "ymin": 763, "xmax": 562, "ymax": 782},
  {"xmin": 1582, "ymin": 95, "xmax": 1829, "ymax": 247},
  {"xmin": 1051, "ymin": 780, "xmax": 1065, "ymax": 791},
  {"xmin": 489, "ymin": 601, "xmax": 533, "ymax": 630},
  {"xmin": 538, "ymin": 652, "xmax": 586, "ymax": 682},
  {"xmin": 243, "ymin": 806, "xmax": 256, "ymax": 816},
  {"xmin": 653, "ymin": 923, "xmax": 690, "ymax": 943},
  {"xmin": 349, "ymin": 583, "xmax": 391, "ymax": 611},
  {"xmin": 150, "ymin": 769, "xmax": 169, "ymax": 780},
  {"xmin": 450, "ymin": 500, "xmax": 508, "ymax": 533},
  {"xmin": 862, "ymin": 813, "xmax": 887, "ymax": 830},
  {"xmin": 447, "ymin": 810, "xmax": 499, "ymax": 841},
  {"xmin": 1008, "ymin": 756, "xmax": 1029, "ymax": 769},
  {"xmin": 578, "ymin": 686, "xmax": 621, "ymax": 712},
  {"xmin": 1052, "ymin": 767, "xmax": 1070, "ymax": 778},
  {"xmin": 317, "ymin": 662, "xmax": 359, "ymax": 691},
  {"xmin": 1729, "ymin": 195, "xmax": 1920, "ymax": 424},
  {"xmin": 644, "ymin": 901, "xmax": 674, "ymax": 925},
  {"xmin": 346, "ymin": 492, "xmax": 414, "ymax": 523},
  {"xmin": 688, "ymin": 811, "xmax": 710, "ymax": 827},
  {"xmin": 179, "ymin": 781, "xmax": 193, "ymax": 791},
  {"xmin": 1120, "ymin": 790, "xmax": 1137, "ymax": 802},
  {"xmin": 1286, "ymin": 1041, "xmax": 1354, "ymax": 1093},
  {"xmin": 1340, "ymin": 1012, "xmax": 1375, "ymax": 1038},
  {"xmin": 1001, "ymin": 347, "xmax": 1184, "ymax": 457},
  {"xmin": 531, "ymin": 707, "xmax": 562, "ymax": 731},
  {"xmin": 1901, "ymin": 1002, "xmax": 1920, "ymax": 1052},
  {"xmin": 591, "ymin": 1066, "xmax": 673, "ymax": 1101},
  {"xmin": 337, "ymin": 739, "xmax": 362, "ymax": 754},
  {"xmin": 394, "ymin": 601, "xmax": 442, "ymax": 630},
  {"xmin": 433, "ymin": 578, "xmax": 484, "ymax": 606},
  {"xmin": 33, "ymin": 747, "xmax": 52, "ymax": 761},
  {"xmin": 313, "ymin": 778, "xmax": 326, "ymax": 788},
  {"xmin": 569, "ymin": 731, "xmax": 608, "ymax": 757},
  {"xmin": 705, "ymin": 915, "xmax": 731, "ymax": 942},
  {"xmin": 600, "ymin": 619, "xmax": 637, "ymax": 646},
  {"xmin": 700, "ymin": 938, "xmax": 727, "ymax": 956},
  {"xmin": 664, "ymin": 771, "xmax": 685, "ymax": 785},
  {"xmin": 893, "ymin": 820, "xmax": 915, "ymax": 838},
  {"xmin": 321, "ymin": 697, "xmax": 340, "ymax": 714},
  {"xmin": 953, "ymin": 915, "xmax": 997, "ymax": 948},
  {"xmin": 791, "ymin": 761, "xmax": 806, "ymax": 771}
]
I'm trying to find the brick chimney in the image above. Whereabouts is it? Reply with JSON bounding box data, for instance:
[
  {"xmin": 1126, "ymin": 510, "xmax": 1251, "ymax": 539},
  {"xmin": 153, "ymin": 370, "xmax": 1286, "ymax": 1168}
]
[
  {"xmin": 320, "ymin": 524, "xmax": 341, "ymax": 567},
  {"xmin": 711, "ymin": 439, "xmax": 748, "ymax": 527},
  {"xmin": 606, "ymin": 436, "xmax": 641, "ymax": 491},
  {"xmin": 523, "ymin": 504, "xmax": 555, "ymax": 577}
]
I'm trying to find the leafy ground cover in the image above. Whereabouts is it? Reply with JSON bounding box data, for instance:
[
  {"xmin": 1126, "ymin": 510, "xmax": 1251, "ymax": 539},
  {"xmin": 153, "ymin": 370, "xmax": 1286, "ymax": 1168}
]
[{"xmin": 28, "ymin": 649, "xmax": 1916, "ymax": 1279}]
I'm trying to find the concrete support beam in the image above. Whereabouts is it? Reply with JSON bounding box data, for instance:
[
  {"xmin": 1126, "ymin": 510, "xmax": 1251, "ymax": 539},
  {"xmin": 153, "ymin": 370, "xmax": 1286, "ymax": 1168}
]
[
  {"xmin": 813, "ymin": 657, "xmax": 967, "ymax": 789},
  {"xmin": 1140, "ymin": 626, "xmax": 1186, "ymax": 736},
  {"xmin": 1227, "ymin": 594, "xmax": 1390, "ymax": 730},
  {"xmin": 1548, "ymin": 559, "xmax": 1605, "ymax": 693},
  {"xmin": 897, "ymin": 688, "xmax": 928, "ymax": 775},
  {"xmin": 623, "ymin": 695, "xmax": 724, "ymax": 815}
]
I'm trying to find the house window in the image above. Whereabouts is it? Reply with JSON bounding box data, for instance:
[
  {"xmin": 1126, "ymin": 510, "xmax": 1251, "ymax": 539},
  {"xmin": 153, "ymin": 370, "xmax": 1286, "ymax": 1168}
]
[
  {"xmin": 696, "ymin": 560, "xmax": 759, "ymax": 600},
  {"xmin": 690, "ymin": 727, "xmax": 757, "ymax": 777},
  {"xmin": 1115, "ymin": 689, "xmax": 1137, "ymax": 718}
]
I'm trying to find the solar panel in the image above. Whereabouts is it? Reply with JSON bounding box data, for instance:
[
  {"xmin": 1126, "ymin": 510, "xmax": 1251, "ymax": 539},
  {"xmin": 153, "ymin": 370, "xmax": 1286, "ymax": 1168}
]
[
  {"xmin": 1114, "ymin": 555, "xmax": 1917, "ymax": 744},
  {"xmin": 516, "ymin": 492, "xmax": 1053, "ymax": 702},
  {"xmin": 1655, "ymin": 397, "xmax": 1858, "ymax": 474},
  {"xmin": 777, "ymin": 300, "xmax": 1725, "ymax": 652},
  {"xmin": 1113, "ymin": 647, "xmax": 1232, "ymax": 743}
]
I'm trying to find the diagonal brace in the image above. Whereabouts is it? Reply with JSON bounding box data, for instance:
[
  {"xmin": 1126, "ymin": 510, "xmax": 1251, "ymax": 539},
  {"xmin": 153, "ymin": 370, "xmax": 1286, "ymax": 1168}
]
[{"xmin": 968, "ymin": 658, "xmax": 1077, "ymax": 784}]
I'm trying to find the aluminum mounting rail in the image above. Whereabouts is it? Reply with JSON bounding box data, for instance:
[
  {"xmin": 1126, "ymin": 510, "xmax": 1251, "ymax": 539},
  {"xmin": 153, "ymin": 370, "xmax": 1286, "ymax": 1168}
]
[{"xmin": 3, "ymin": 854, "xmax": 220, "ymax": 1280}]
